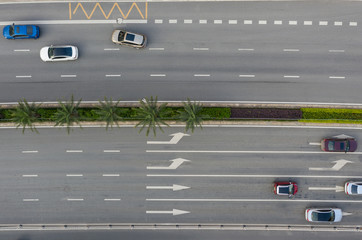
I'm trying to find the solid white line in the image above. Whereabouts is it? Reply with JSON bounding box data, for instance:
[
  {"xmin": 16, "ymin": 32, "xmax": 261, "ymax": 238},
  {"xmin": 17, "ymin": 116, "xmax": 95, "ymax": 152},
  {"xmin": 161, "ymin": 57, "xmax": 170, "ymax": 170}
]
[
  {"xmin": 244, "ymin": 20, "xmax": 252, "ymax": 24},
  {"xmin": 67, "ymin": 198, "xmax": 84, "ymax": 201},
  {"xmin": 103, "ymin": 150, "xmax": 120, "ymax": 153},
  {"xmin": 22, "ymin": 150, "xmax": 38, "ymax": 153},
  {"xmin": 239, "ymin": 75, "xmax": 255, "ymax": 78},
  {"xmin": 102, "ymin": 174, "xmax": 120, "ymax": 177},
  {"xmin": 319, "ymin": 21, "xmax": 328, "ymax": 26},
  {"xmin": 199, "ymin": 20, "xmax": 207, "ymax": 24},
  {"xmin": 350, "ymin": 22, "xmax": 357, "ymax": 26},
  {"xmin": 329, "ymin": 76, "xmax": 345, "ymax": 79},
  {"xmin": 0, "ymin": 20, "xmax": 118, "ymax": 25},
  {"xmin": 274, "ymin": 20, "xmax": 282, "ymax": 25},
  {"xmin": 61, "ymin": 75, "xmax": 76, "ymax": 78},
  {"xmin": 147, "ymin": 150, "xmax": 360, "ymax": 154},
  {"xmin": 147, "ymin": 174, "xmax": 362, "ymax": 179},
  {"xmin": 105, "ymin": 75, "xmax": 121, "ymax": 77},
  {"xmin": 155, "ymin": 19, "xmax": 163, "ymax": 24},
  {"xmin": 66, "ymin": 174, "xmax": 83, "ymax": 177},
  {"xmin": 329, "ymin": 50, "xmax": 345, "ymax": 53},
  {"xmin": 289, "ymin": 21, "xmax": 297, "ymax": 25},
  {"xmin": 283, "ymin": 76, "xmax": 300, "ymax": 78},
  {"xmin": 334, "ymin": 21, "xmax": 343, "ymax": 26},
  {"xmin": 308, "ymin": 187, "xmax": 341, "ymax": 191},
  {"xmin": 16, "ymin": 75, "xmax": 32, "ymax": 78},
  {"xmin": 23, "ymin": 199, "xmax": 39, "ymax": 202},
  {"xmin": 238, "ymin": 48, "xmax": 254, "ymax": 51},
  {"xmin": 214, "ymin": 20, "xmax": 222, "ymax": 24},
  {"xmin": 14, "ymin": 49, "xmax": 30, "ymax": 52},
  {"xmin": 283, "ymin": 49, "xmax": 299, "ymax": 52},
  {"xmin": 303, "ymin": 21, "xmax": 312, "ymax": 25},
  {"xmin": 66, "ymin": 150, "xmax": 83, "ymax": 153},
  {"xmin": 193, "ymin": 48, "xmax": 209, "ymax": 51},
  {"xmin": 309, "ymin": 142, "xmax": 321, "ymax": 146},
  {"xmin": 258, "ymin": 20, "xmax": 267, "ymax": 25},
  {"xmin": 146, "ymin": 198, "xmax": 362, "ymax": 203},
  {"xmin": 150, "ymin": 74, "xmax": 166, "ymax": 77},
  {"xmin": 228, "ymin": 20, "xmax": 237, "ymax": 24},
  {"xmin": 194, "ymin": 74, "xmax": 210, "ymax": 77},
  {"xmin": 22, "ymin": 175, "xmax": 38, "ymax": 177},
  {"xmin": 184, "ymin": 19, "xmax": 192, "ymax": 24},
  {"xmin": 104, "ymin": 48, "xmax": 119, "ymax": 51},
  {"xmin": 104, "ymin": 198, "xmax": 121, "ymax": 201},
  {"xmin": 169, "ymin": 19, "xmax": 177, "ymax": 24},
  {"xmin": 149, "ymin": 48, "xmax": 164, "ymax": 51}
]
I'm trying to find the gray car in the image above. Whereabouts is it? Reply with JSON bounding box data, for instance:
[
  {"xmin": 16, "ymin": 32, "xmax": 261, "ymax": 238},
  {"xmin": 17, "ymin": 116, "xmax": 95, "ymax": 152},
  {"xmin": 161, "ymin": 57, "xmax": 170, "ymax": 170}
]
[{"xmin": 111, "ymin": 30, "xmax": 147, "ymax": 48}]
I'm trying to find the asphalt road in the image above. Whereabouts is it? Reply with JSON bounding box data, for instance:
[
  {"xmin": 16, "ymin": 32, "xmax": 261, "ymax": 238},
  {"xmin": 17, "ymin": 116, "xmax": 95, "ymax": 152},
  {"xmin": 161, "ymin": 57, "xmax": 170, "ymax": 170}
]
[{"xmin": 0, "ymin": 2, "xmax": 362, "ymax": 103}]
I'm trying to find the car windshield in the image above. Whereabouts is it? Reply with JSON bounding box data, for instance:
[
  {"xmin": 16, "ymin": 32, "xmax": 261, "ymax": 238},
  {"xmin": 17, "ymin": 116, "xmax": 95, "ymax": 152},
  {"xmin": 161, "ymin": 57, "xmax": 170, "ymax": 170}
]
[
  {"xmin": 328, "ymin": 141, "xmax": 335, "ymax": 150},
  {"xmin": 49, "ymin": 47, "xmax": 72, "ymax": 58},
  {"xmin": 9, "ymin": 25, "xmax": 14, "ymax": 36},
  {"xmin": 351, "ymin": 185, "xmax": 358, "ymax": 194},
  {"xmin": 312, "ymin": 210, "xmax": 334, "ymax": 222},
  {"xmin": 278, "ymin": 186, "xmax": 289, "ymax": 194}
]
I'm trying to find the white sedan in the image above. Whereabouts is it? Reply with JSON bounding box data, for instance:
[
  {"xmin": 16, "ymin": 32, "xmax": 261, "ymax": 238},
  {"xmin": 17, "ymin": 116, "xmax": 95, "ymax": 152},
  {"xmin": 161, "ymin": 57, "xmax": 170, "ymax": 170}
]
[
  {"xmin": 40, "ymin": 45, "xmax": 78, "ymax": 62},
  {"xmin": 305, "ymin": 208, "xmax": 342, "ymax": 223},
  {"xmin": 345, "ymin": 182, "xmax": 362, "ymax": 195}
]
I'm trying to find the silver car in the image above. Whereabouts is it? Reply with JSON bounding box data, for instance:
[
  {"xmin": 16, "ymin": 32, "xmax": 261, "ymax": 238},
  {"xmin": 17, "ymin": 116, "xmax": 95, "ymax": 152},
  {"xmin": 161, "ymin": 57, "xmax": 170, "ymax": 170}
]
[
  {"xmin": 345, "ymin": 182, "xmax": 362, "ymax": 195},
  {"xmin": 305, "ymin": 208, "xmax": 342, "ymax": 223},
  {"xmin": 111, "ymin": 30, "xmax": 147, "ymax": 48},
  {"xmin": 40, "ymin": 45, "xmax": 78, "ymax": 62}
]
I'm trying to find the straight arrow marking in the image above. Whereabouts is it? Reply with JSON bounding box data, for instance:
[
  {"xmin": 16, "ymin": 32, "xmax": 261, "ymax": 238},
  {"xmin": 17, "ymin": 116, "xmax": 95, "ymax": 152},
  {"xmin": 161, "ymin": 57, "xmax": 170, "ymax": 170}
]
[
  {"xmin": 147, "ymin": 158, "xmax": 190, "ymax": 170},
  {"xmin": 309, "ymin": 159, "xmax": 353, "ymax": 171},
  {"xmin": 308, "ymin": 186, "xmax": 344, "ymax": 192},
  {"xmin": 146, "ymin": 184, "xmax": 190, "ymax": 191},
  {"xmin": 146, "ymin": 209, "xmax": 190, "ymax": 216},
  {"xmin": 147, "ymin": 132, "xmax": 190, "ymax": 144}
]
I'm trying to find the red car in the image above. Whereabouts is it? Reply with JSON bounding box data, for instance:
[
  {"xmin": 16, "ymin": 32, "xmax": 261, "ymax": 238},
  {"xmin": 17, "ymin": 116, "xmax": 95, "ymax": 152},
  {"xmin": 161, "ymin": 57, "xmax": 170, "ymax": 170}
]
[
  {"xmin": 274, "ymin": 182, "xmax": 298, "ymax": 197},
  {"xmin": 321, "ymin": 137, "xmax": 357, "ymax": 152}
]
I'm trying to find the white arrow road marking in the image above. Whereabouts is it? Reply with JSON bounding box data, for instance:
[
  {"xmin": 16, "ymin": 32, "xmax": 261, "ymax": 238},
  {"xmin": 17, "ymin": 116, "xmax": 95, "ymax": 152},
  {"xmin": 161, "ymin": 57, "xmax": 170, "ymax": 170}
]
[
  {"xmin": 342, "ymin": 212, "xmax": 353, "ymax": 216},
  {"xmin": 309, "ymin": 142, "xmax": 321, "ymax": 146},
  {"xmin": 147, "ymin": 158, "xmax": 190, "ymax": 170},
  {"xmin": 146, "ymin": 209, "xmax": 190, "ymax": 216},
  {"xmin": 333, "ymin": 134, "xmax": 354, "ymax": 139},
  {"xmin": 146, "ymin": 184, "xmax": 190, "ymax": 191},
  {"xmin": 309, "ymin": 159, "xmax": 353, "ymax": 171},
  {"xmin": 147, "ymin": 132, "xmax": 190, "ymax": 144},
  {"xmin": 308, "ymin": 186, "xmax": 344, "ymax": 192}
]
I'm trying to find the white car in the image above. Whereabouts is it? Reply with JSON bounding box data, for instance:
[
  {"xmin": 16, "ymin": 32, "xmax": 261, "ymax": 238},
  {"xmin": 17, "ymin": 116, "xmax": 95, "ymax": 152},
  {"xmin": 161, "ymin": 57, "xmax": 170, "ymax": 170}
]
[
  {"xmin": 345, "ymin": 182, "xmax": 362, "ymax": 195},
  {"xmin": 40, "ymin": 45, "xmax": 78, "ymax": 62},
  {"xmin": 305, "ymin": 208, "xmax": 342, "ymax": 223},
  {"xmin": 111, "ymin": 30, "xmax": 147, "ymax": 48}
]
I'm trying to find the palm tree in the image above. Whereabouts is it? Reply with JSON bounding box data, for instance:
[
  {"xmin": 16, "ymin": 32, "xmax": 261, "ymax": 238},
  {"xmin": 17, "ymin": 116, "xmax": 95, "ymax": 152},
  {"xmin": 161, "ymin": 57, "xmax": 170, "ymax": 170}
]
[
  {"xmin": 178, "ymin": 98, "xmax": 209, "ymax": 133},
  {"xmin": 96, "ymin": 97, "xmax": 125, "ymax": 130},
  {"xmin": 11, "ymin": 98, "xmax": 40, "ymax": 133},
  {"xmin": 134, "ymin": 96, "xmax": 171, "ymax": 136},
  {"xmin": 54, "ymin": 95, "xmax": 82, "ymax": 134}
]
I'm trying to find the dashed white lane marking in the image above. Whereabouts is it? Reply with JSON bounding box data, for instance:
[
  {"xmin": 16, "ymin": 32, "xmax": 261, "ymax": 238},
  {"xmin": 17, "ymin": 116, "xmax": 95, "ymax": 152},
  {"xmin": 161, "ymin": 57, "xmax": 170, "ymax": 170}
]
[
  {"xmin": 169, "ymin": 19, "xmax": 177, "ymax": 24},
  {"xmin": 67, "ymin": 198, "xmax": 84, "ymax": 201},
  {"xmin": 194, "ymin": 74, "xmax": 210, "ymax": 77},
  {"xmin": 239, "ymin": 75, "xmax": 255, "ymax": 78},
  {"xmin": 309, "ymin": 142, "xmax": 321, "ymax": 146},
  {"xmin": 104, "ymin": 48, "xmax": 119, "ymax": 51},
  {"xmin": 214, "ymin": 20, "xmax": 222, "ymax": 24},
  {"xmin": 258, "ymin": 20, "xmax": 267, "ymax": 24},
  {"xmin": 329, "ymin": 76, "xmax": 345, "ymax": 79},
  {"xmin": 22, "ymin": 175, "xmax": 38, "ymax": 177},
  {"xmin": 66, "ymin": 174, "xmax": 83, "ymax": 177},
  {"xmin": 16, "ymin": 75, "xmax": 32, "ymax": 78},
  {"xmin": 193, "ymin": 48, "xmax": 209, "ymax": 51},
  {"xmin": 22, "ymin": 150, "xmax": 38, "ymax": 153},
  {"xmin": 61, "ymin": 75, "xmax": 76, "ymax": 78},
  {"xmin": 23, "ymin": 199, "xmax": 39, "ymax": 202},
  {"xmin": 150, "ymin": 74, "xmax": 166, "ymax": 77},
  {"xmin": 155, "ymin": 19, "xmax": 163, "ymax": 24},
  {"xmin": 184, "ymin": 19, "xmax": 192, "ymax": 24},
  {"xmin": 199, "ymin": 20, "xmax": 207, "ymax": 24},
  {"xmin": 284, "ymin": 75, "xmax": 300, "ymax": 78},
  {"xmin": 66, "ymin": 150, "xmax": 83, "ymax": 153},
  {"xmin": 103, "ymin": 150, "xmax": 121, "ymax": 153},
  {"xmin": 334, "ymin": 21, "xmax": 343, "ymax": 26},
  {"xmin": 149, "ymin": 48, "xmax": 164, "ymax": 51},
  {"xmin": 229, "ymin": 20, "xmax": 237, "ymax": 24},
  {"xmin": 102, "ymin": 174, "xmax": 120, "ymax": 177},
  {"xmin": 289, "ymin": 21, "xmax": 297, "ymax": 25},
  {"xmin": 329, "ymin": 50, "xmax": 345, "ymax": 53},
  {"xmin": 14, "ymin": 49, "xmax": 30, "ymax": 52},
  {"xmin": 274, "ymin": 20, "xmax": 282, "ymax": 25},
  {"xmin": 319, "ymin": 21, "xmax": 328, "ymax": 26},
  {"xmin": 105, "ymin": 74, "xmax": 121, "ymax": 77},
  {"xmin": 304, "ymin": 21, "xmax": 312, "ymax": 25},
  {"xmin": 283, "ymin": 49, "xmax": 300, "ymax": 52},
  {"xmin": 244, "ymin": 20, "xmax": 252, "ymax": 24},
  {"xmin": 238, "ymin": 48, "xmax": 254, "ymax": 51},
  {"xmin": 104, "ymin": 198, "xmax": 121, "ymax": 201},
  {"xmin": 350, "ymin": 22, "xmax": 357, "ymax": 26}
]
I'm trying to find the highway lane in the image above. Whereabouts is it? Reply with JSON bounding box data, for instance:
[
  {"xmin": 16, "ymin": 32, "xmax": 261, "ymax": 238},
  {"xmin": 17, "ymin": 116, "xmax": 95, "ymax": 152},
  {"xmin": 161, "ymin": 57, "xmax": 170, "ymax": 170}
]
[
  {"xmin": 0, "ymin": 126, "xmax": 362, "ymax": 225},
  {"xmin": 0, "ymin": 2, "xmax": 362, "ymax": 103}
]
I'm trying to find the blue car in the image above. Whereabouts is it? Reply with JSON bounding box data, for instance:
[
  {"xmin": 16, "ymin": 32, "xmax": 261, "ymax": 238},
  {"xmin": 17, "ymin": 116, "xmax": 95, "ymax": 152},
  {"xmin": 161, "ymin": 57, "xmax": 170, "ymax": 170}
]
[{"xmin": 3, "ymin": 24, "xmax": 39, "ymax": 39}]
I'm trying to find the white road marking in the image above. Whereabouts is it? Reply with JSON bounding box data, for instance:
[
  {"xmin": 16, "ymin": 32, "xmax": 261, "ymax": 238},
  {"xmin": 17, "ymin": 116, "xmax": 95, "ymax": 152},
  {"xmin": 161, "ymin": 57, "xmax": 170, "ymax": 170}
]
[
  {"xmin": 283, "ymin": 76, "xmax": 300, "ymax": 78},
  {"xmin": 66, "ymin": 150, "xmax": 83, "ymax": 153},
  {"xmin": 304, "ymin": 21, "xmax": 312, "ymax": 25},
  {"xmin": 105, "ymin": 74, "xmax": 121, "ymax": 77},
  {"xmin": 23, "ymin": 199, "xmax": 39, "ymax": 202},
  {"xmin": 149, "ymin": 48, "xmax": 164, "ymax": 51},
  {"xmin": 61, "ymin": 75, "xmax": 76, "ymax": 78},
  {"xmin": 147, "ymin": 158, "xmax": 190, "ymax": 170},
  {"xmin": 274, "ymin": 20, "xmax": 282, "ymax": 25},
  {"xmin": 147, "ymin": 132, "xmax": 190, "ymax": 144},
  {"xmin": 258, "ymin": 20, "xmax": 267, "ymax": 25},
  {"xmin": 228, "ymin": 20, "xmax": 237, "ymax": 24},
  {"xmin": 199, "ymin": 20, "xmax": 207, "ymax": 24},
  {"xmin": 16, "ymin": 75, "xmax": 32, "ymax": 78},
  {"xmin": 104, "ymin": 48, "xmax": 119, "ymax": 51},
  {"xmin": 149, "ymin": 73, "xmax": 166, "ymax": 77},
  {"xmin": 147, "ymin": 150, "xmax": 362, "ymax": 154},
  {"xmin": 146, "ymin": 209, "xmax": 190, "ymax": 216},
  {"xmin": 283, "ymin": 49, "xmax": 300, "ymax": 52},
  {"xmin": 193, "ymin": 48, "xmax": 209, "ymax": 51},
  {"xmin": 214, "ymin": 20, "xmax": 222, "ymax": 24},
  {"xmin": 103, "ymin": 150, "xmax": 120, "ymax": 153},
  {"xmin": 329, "ymin": 50, "xmax": 345, "ymax": 53},
  {"xmin": 169, "ymin": 19, "xmax": 177, "ymax": 24},
  {"xmin": 309, "ymin": 142, "xmax": 321, "ymax": 146},
  {"xmin": 66, "ymin": 174, "xmax": 83, "ymax": 177},
  {"xmin": 147, "ymin": 174, "xmax": 362, "ymax": 179},
  {"xmin": 343, "ymin": 212, "xmax": 353, "ymax": 216},
  {"xmin": 22, "ymin": 175, "xmax": 38, "ymax": 177},
  {"xmin": 147, "ymin": 184, "xmax": 190, "ymax": 191},
  {"xmin": 319, "ymin": 21, "xmax": 328, "ymax": 26},
  {"xmin": 104, "ymin": 198, "xmax": 121, "ymax": 201},
  {"xmin": 146, "ymin": 198, "xmax": 362, "ymax": 203},
  {"xmin": 184, "ymin": 19, "xmax": 192, "ymax": 24},
  {"xmin": 102, "ymin": 174, "xmax": 120, "ymax": 177},
  {"xmin": 334, "ymin": 21, "xmax": 343, "ymax": 26},
  {"xmin": 14, "ymin": 49, "xmax": 30, "ymax": 52},
  {"xmin": 238, "ymin": 48, "xmax": 254, "ymax": 51},
  {"xmin": 289, "ymin": 21, "xmax": 297, "ymax": 25},
  {"xmin": 67, "ymin": 198, "xmax": 84, "ymax": 201},
  {"xmin": 22, "ymin": 150, "xmax": 38, "ymax": 153},
  {"xmin": 244, "ymin": 20, "xmax": 252, "ymax": 24},
  {"xmin": 349, "ymin": 22, "xmax": 357, "ymax": 26},
  {"xmin": 239, "ymin": 75, "xmax": 255, "ymax": 78},
  {"xmin": 308, "ymin": 186, "xmax": 344, "ymax": 192},
  {"xmin": 309, "ymin": 159, "xmax": 352, "ymax": 171},
  {"xmin": 155, "ymin": 19, "xmax": 163, "ymax": 24},
  {"xmin": 329, "ymin": 76, "xmax": 345, "ymax": 79},
  {"xmin": 194, "ymin": 74, "xmax": 210, "ymax": 77}
]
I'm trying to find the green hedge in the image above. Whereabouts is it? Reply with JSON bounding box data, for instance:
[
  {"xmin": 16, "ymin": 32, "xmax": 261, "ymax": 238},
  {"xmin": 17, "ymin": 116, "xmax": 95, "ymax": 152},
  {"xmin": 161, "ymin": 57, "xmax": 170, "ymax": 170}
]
[{"xmin": 301, "ymin": 108, "xmax": 362, "ymax": 120}]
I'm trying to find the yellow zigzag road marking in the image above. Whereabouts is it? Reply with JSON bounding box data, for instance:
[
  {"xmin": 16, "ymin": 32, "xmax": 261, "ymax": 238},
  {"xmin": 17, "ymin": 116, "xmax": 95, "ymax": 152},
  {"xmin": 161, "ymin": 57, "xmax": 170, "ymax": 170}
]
[{"xmin": 69, "ymin": 2, "xmax": 147, "ymax": 20}]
